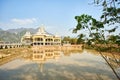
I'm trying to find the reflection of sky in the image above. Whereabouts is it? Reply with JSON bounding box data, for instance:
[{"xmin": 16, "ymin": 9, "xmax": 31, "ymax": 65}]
[{"xmin": 0, "ymin": 50, "xmax": 119, "ymax": 80}]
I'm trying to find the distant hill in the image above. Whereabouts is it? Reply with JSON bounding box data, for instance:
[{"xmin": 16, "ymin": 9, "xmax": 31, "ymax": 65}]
[
  {"xmin": 0, "ymin": 28, "xmax": 2, "ymax": 31},
  {"xmin": 0, "ymin": 28, "xmax": 37, "ymax": 42},
  {"xmin": 6, "ymin": 28, "xmax": 37, "ymax": 34}
]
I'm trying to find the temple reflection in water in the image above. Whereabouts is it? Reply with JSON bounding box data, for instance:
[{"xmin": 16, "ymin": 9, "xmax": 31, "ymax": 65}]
[
  {"xmin": 23, "ymin": 48, "xmax": 61, "ymax": 72},
  {"xmin": 22, "ymin": 48, "xmax": 120, "ymax": 74}
]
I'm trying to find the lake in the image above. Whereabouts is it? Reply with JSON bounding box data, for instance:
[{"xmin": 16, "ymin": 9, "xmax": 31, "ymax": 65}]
[{"xmin": 0, "ymin": 48, "xmax": 120, "ymax": 80}]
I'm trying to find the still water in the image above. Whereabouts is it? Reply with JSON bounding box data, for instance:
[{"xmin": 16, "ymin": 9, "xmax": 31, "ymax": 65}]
[{"xmin": 0, "ymin": 49, "xmax": 120, "ymax": 80}]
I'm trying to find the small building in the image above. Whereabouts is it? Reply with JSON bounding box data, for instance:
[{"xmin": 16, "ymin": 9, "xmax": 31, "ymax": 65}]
[
  {"xmin": 21, "ymin": 25, "xmax": 61, "ymax": 46},
  {"xmin": 62, "ymin": 41, "xmax": 71, "ymax": 46},
  {"xmin": 21, "ymin": 32, "xmax": 32, "ymax": 45}
]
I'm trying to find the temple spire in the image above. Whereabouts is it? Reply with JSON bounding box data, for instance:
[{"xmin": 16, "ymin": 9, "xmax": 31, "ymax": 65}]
[{"xmin": 40, "ymin": 27, "xmax": 45, "ymax": 33}]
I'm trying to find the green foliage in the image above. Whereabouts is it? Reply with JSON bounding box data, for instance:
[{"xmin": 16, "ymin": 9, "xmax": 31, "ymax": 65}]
[
  {"xmin": 107, "ymin": 35, "xmax": 120, "ymax": 45},
  {"xmin": 94, "ymin": 0, "xmax": 120, "ymax": 25},
  {"xmin": 73, "ymin": 14, "xmax": 106, "ymax": 45},
  {"xmin": 62, "ymin": 35, "xmax": 86, "ymax": 44},
  {"xmin": 106, "ymin": 26, "xmax": 118, "ymax": 33},
  {"xmin": 77, "ymin": 1, "xmax": 120, "ymax": 79},
  {"xmin": 62, "ymin": 36, "xmax": 70, "ymax": 42},
  {"xmin": 62, "ymin": 36, "xmax": 77, "ymax": 44},
  {"xmin": 73, "ymin": 14, "xmax": 92, "ymax": 33},
  {"xmin": 77, "ymin": 34, "xmax": 85, "ymax": 44},
  {"xmin": 73, "ymin": 0, "xmax": 120, "ymax": 46}
]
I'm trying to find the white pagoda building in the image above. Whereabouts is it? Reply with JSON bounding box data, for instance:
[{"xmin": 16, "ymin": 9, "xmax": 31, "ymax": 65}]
[{"xmin": 21, "ymin": 25, "xmax": 61, "ymax": 46}]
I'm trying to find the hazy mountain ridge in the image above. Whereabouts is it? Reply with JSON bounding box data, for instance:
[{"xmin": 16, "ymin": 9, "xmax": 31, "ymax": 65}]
[
  {"xmin": 6, "ymin": 28, "xmax": 37, "ymax": 34},
  {"xmin": 0, "ymin": 28, "xmax": 37, "ymax": 42}
]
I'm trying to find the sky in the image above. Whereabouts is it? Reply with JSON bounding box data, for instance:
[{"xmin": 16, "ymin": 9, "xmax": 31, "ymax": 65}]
[{"xmin": 0, "ymin": 0, "xmax": 119, "ymax": 37}]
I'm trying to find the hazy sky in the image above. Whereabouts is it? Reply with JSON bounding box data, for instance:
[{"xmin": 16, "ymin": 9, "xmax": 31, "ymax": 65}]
[{"xmin": 0, "ymin": 0, "xmax": 119, "ymax": 37}]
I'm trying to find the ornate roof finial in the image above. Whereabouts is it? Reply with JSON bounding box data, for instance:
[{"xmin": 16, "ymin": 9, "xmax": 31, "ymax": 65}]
[
  {"xmin": 41, "ymin": 24, "xmax": 44, "ymax": 26},
  {"xmin": 24, "ymin": 31, "xmax": 31, "ymax": 37},
  {"xmin": 40, "ymin": 27, "xmax": 45, "ymax": 33},
  {"xmin": 37, "ymin": 24, "xmax": 45, "ymax": 34},
  {"xmin": 55, "ymin": 32, "xmax": 59, "ymax": 37}
]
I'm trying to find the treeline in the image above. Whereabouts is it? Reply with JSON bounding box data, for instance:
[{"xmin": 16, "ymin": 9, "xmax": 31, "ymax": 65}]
[
  {"xmin": 62, "ymin": 35, "xmax": 84, "ymax": 45},
  {"xmin": 62, "ymin": 34, "xmax": 120, "ymax": 46}
]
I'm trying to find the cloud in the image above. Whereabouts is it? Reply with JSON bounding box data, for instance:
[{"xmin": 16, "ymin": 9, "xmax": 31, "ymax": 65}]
[
  {"xmin": 0, "ymin": 18, "xmax": 38, "ymax": 30},
  {"xmin": 11, "ymin": 18, "xmax": 37, "ymax": 25}
]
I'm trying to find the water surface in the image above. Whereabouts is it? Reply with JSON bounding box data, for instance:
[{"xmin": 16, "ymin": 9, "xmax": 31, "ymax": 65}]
[{"xmin": 0, "ymin": 49, "xmax": 120, "ymax": 80}]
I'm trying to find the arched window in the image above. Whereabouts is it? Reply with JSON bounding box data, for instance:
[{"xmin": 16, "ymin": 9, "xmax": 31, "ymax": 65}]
[
  {"xmin": 46, "ymin": 38, "xmax": 53, "ymax": 42},
  {"xmin": 35, "ymin": 38, "xmax": 43, "ymax": 41},
  {"xmin": 54, "ymin": 39, "xmax": 60, "ymax": 42}
]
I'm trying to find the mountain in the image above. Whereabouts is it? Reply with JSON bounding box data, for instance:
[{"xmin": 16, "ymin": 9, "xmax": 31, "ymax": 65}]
[
  {"xmin": 0, "ymin": 28, "xmax": 2, "ymax": 31},
  {"xmin": 0, "ymin": 30, "xmax": 19, "ymax": 42},
  {"xmin": 6, "ymin": 28, "xmax": 37, "ymax": 34},
  {"xmin": 0, "ymin": 28, "xmax": 37, "ymax": 42}
]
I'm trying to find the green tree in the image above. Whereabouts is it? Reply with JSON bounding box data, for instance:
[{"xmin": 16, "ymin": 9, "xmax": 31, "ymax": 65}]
[
  {"xmin": 77, "ymin": 34, "xmax": 85, "ymax": 44},
  {"xmin": 62, "ymin": 36, "xmax": 71, "ymax": 43},
  {"xmin": 62, "ymin": 36, "xmax": 77, "ymax": 44},
  {"xmin": 70, "ymin": 38, "xmax": 77, "ymax": 44},
  {"xmin": 72, "ymin": 0, "xmax": 120, "ymax": 79},
  {"xmin": 73, "ymin": 14, "xmax": 105, "ymax": 44},
  {"xmin": 94, "ymin": 0, "xmax": 120, "ymax": 25},
  {"xmin": 107, "ymin": 35, "xmax": 120, "ymax": 45}
]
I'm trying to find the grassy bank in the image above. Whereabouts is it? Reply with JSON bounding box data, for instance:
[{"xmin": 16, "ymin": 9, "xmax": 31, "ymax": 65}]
[
  {"xmin": 0, "ymin": 47, "xmax": 32, "ymax": 59},
  {"xmin": 84, "ymin": 44, "xmax": 120, "ymax": 54}
]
